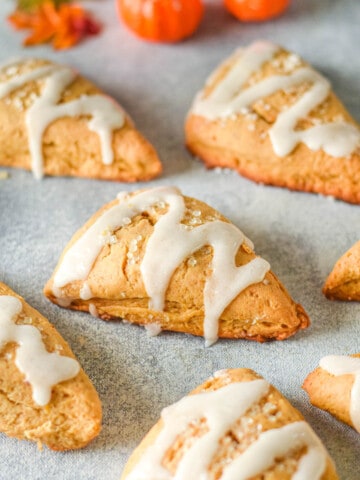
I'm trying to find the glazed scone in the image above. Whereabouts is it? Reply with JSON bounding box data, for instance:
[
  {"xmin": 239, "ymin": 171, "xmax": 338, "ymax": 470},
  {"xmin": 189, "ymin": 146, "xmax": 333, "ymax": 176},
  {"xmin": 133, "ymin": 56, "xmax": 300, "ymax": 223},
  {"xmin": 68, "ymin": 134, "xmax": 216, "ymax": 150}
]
[
  {"xmin": 121, "ymin": 368, "xmax": 338, "ymax": 479},
  {"xmin": 0, "ymin": 282, "xmax": 102, "ymax": 450},
  {"xmin": 323, "ymin": 241, "xmax": 360, "ymax": 300},
  {"xmin": 0, "ymin": 58, "xmax": 162, "ymax": 181},
  {"xmin": 185, "ymin": 41, "xmax": 360, "ymax": 204},
  {"xmin": 303, "ymin": 354, "xmax": 360, "ymax": 434},
  {"xmin": 44, "ymin": 186, "xmax": 309, "ymax": 346}
]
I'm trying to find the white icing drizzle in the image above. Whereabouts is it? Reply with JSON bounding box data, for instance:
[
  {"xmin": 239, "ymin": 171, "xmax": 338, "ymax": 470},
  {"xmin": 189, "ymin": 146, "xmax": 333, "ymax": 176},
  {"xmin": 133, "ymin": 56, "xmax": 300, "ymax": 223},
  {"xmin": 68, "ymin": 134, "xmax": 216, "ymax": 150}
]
[
  {"xmin": 0, "ymin": 59, "xmax": 125, "ymax": 179},
  {"xmin": 80, "ymin": 281, "xmax": 93, "ymax": 301},
  {"xmin": 319, "ymin": 354, "xmax": 360, "ymax": 432},
  {"xmin": 144, "ymin": 323, "xmax": 162, "ymax": 337},
  {"xmin": 192, "ymin": 40, "xmax": 360, "ymax": 158},
  {"xmin": 0, "ymin": 295, "xmax": 80, "ymax": 406},
  {"xmin": 126, "ymin": 379, "xmax": 327, "ymax": 480},
  {"xmin": 89, "ymin": 303, "xmax": 99, "ymax": 318},
  {"xmin": 52, "ymin": 186, "xmax": 270, "ymax": 346},
  {"xmin": 221, "ymin": 422, "xmax": 326, "ymax": 480}
]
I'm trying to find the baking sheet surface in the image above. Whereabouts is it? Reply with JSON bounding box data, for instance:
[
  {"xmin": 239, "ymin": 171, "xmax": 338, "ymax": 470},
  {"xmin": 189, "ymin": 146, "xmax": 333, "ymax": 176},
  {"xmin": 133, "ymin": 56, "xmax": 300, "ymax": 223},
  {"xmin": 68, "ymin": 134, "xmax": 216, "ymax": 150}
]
[{"xmin": 0, "ymin": 0, "xmax": 359, "ymax": 478}]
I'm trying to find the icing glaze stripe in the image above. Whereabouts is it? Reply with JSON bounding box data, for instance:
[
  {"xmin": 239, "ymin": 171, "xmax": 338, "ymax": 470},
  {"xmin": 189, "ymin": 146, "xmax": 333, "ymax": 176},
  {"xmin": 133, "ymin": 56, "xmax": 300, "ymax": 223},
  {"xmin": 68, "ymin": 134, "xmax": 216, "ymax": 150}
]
[
  {"xmin": 0, "ymin": 60, "xmax": 125, "ymax": 179},
  {"xmin": 0, "ymin": 295, "xmax": 80, "ymax": 406},
  {"xmin": 52, "ymin": 186, "xmax": 270, "ymax": 346},
  {"xmin": 208, "ymin": 41, "xmax": 278, "ymax": 106},
  {"xmin": 0, "ymin": 64, "xmax": 55, "ymax": 98},
  {"xmin": 192, "ymin": 41, "xmax": 360, "ymax": 158},
  {"xmin": 126, "ymin": 378, "xmax": 327, "ymax": 479},
  {"xmin": 319, "ymin": 354, "xmax": 360, "ymax": 432}
]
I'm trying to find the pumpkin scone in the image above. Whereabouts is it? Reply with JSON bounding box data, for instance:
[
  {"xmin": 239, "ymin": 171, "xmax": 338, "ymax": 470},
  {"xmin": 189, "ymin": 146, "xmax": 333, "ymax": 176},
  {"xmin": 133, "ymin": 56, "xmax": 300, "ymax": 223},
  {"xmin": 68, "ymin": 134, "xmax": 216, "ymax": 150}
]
[
  {"xmin": 303, "ymin": 354, "xmax": 360, "ymax": 434},
  {"xmin": 323, "ymin": 240, "xmax": 360, "ymax": 301},
  {"xmin": 44, "ymin": 186, "xmax": 309, "ymax": 346},
  {"xmin": 0, "ymin": 282, "xmax": 102, "ymax": 450},
  {"xmin": 185, "ymin": 40, "xmax": 360, "ymax": 204},
  {"xmin": 121, "ymin": 368, "xmax": 338, "ymax": 479},
  {"xmin": 0, "ymin": 58, "xmax": 161, "ymax": 180}
]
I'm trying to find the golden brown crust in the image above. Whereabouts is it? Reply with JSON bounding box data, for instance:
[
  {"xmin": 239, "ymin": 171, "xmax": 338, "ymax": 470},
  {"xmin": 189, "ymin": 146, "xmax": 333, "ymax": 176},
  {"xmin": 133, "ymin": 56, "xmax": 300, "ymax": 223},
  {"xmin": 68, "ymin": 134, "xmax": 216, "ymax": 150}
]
[
  {"xmin": 121, "ymin": 368, "xmax": 338, "ymax": 480},
  {"xmin": 0, "ymin": 58, "xmax": 162, "ymax": 181},
  {"xmin": 185, "ymin": 46, "xmax": 360, "ymax": 204},
  {"xmin": 44, "ymin": 192, "xmax": 309, "ymax": 342},
  {"xmin": 323, "ymin": 241, "xmax": 360, "ymax": 301},
  {"xmin": 0, "ymin": 282, "xmax": 102, "ymax": 450},
  {"xmin": 303, "ymin": 354, "xmax": 360, "ymax": 432}
]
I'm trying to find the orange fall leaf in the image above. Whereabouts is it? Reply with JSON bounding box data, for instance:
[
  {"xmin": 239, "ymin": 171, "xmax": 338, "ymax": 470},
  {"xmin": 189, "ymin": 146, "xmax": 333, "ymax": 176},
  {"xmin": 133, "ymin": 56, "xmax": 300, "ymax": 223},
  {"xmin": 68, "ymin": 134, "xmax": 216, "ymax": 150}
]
[{"xmin": 8, "ymin": 1, "xmax": 101, "ymax": 50}]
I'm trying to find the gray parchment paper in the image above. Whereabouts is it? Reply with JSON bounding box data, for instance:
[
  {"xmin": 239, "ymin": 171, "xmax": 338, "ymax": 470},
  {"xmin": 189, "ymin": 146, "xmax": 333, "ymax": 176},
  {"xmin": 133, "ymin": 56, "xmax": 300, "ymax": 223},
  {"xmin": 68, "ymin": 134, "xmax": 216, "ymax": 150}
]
[{"xmin": 0, "ymin": 0, "xmax": 359, "ymax": 478}]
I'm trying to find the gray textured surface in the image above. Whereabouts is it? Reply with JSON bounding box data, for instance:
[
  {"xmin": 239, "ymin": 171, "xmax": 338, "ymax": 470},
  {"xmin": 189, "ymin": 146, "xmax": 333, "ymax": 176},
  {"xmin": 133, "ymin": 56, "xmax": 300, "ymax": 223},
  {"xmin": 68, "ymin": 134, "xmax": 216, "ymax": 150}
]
[{"xmin": 0, "ymin": 0, "xmax": 359, "ymax": 478}]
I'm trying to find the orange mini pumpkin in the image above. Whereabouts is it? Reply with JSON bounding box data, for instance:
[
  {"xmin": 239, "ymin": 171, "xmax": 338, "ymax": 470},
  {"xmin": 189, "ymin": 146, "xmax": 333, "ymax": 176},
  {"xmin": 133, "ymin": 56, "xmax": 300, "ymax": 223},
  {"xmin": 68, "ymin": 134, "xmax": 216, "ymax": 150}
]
[
  {"xmin": 224, "ymin": 0, "xmax": 289, "ymax": 22},
  {"xmin": 117, "ymin": 0, "xmax": 204, "ymax": 43}
]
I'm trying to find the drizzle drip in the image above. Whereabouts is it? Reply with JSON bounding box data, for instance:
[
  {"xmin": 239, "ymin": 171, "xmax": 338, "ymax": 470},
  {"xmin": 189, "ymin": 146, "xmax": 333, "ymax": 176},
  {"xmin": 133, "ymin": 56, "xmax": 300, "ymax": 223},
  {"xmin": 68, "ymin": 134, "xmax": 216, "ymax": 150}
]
[
  {"xmin": 126, "ymin": 378, "xmax": 327, "ymax": 480},
  {"xmin": 320, "ymin": 354, "xmax": 360, "ymax": 432},
  {"xmin": 192, "ymin": 41, "xmax": 360, "ymax": 158},
  {"xmin": 0, "ymin": 59, "xmax": 125, "ymax": 179},
  {"xmin": 52, "ymin": 186, "xmax": 270, "ymax": 346},
  {"xmin": 145, "ymin": 323, "xmax": 162, "ymax": 337},
  {"xmin": 0, "ymin": 295, "xmax": 80, "ymax": 406},
  {"xmin": 80, "ymin": 281, "xmax": 93, "ymax": 300}
]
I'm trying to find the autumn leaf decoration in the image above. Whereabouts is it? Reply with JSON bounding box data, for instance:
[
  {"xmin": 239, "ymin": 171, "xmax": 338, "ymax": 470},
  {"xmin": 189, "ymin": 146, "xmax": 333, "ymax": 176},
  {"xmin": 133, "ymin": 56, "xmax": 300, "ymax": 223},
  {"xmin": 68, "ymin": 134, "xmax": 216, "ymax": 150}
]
[{"xmin": 8, "ymin": 0, "xmax": 101, "ymax": 50}]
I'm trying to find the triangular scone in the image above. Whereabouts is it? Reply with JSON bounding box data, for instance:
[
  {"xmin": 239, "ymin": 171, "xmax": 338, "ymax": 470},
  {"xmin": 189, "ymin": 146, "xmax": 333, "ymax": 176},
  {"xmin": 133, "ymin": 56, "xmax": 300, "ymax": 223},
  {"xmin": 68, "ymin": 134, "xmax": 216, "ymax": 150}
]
[
  {"xmin": 121, "ymin": 368, "xmax": 338, "ymax": 479},
  {"xmin": 44, "ymin": 186, "xmax": 309, "ymax": 346},
  {"xmin": 186, "ymin": 41, "xmax": 360, "ymax": 204},
  {"xmin": 303, "ymin": 354, "xmax": 360, "ymax": 434},
  {"xmin": 0, "ymin": 58, "xmax": 162, "ymax": 181},
  {"xmin": 0, "ymin": 282, "xmax": 101, "ymax": 450},
  {"xmin": 323, "ymin": 241, "xmax": 360, "ymax": 300}
]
